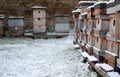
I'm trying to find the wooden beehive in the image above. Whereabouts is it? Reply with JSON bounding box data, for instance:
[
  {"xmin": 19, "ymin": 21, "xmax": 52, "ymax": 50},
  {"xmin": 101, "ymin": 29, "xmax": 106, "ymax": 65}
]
[
  {"xmin": 32, "ymin": 6, "xmax": 47, "ymax": 35},
  {"xmin": 8, "ymin": 16, "xmax": 24, "ymax": 37},
  {"xmin": 55, "ymin": 14, "xmax": 70, "ymax": 33},
  {"xmin": 79, "ymin": 1, "xmax": 96, "ymax": 13},
  {"xmin": 94, "ymin": 2, "xmax": 107, "ymax": 15}
]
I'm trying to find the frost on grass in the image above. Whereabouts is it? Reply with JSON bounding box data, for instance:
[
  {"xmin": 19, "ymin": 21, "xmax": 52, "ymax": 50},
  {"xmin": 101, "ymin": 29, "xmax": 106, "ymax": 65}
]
[{"xmin": 0, "ymin": 36, "xmax": 97, "ymax": 77}]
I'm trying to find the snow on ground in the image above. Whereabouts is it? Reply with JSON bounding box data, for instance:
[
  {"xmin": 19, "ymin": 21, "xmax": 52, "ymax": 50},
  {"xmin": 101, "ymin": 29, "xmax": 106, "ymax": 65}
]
[{"xmin": 0, "ymin": 36, "xmax": 97, "ymax": 77}]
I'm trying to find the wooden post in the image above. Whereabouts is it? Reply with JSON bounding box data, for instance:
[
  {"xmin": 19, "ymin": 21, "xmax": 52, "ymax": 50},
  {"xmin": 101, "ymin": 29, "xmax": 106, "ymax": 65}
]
[{"xmin": 116, "ymin": 12, "xmax": 120, "ymax": 40}]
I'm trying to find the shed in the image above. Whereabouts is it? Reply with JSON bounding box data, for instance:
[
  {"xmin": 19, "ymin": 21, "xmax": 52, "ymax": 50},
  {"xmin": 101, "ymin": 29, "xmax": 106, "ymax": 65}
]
[
  {"xmin": 8, "ymin": 16, "xmax": 24, "ymax": 37},
  {"xmin": 55, "ymin": 14, "xmax": 70, "ymax": 33}
]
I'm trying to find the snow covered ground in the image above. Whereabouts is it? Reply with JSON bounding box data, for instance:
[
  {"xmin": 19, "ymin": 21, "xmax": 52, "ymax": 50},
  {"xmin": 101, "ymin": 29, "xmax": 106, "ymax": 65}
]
[{"xmin": 0, "ymin": 36, "xmax": 97, "ymax": 77}]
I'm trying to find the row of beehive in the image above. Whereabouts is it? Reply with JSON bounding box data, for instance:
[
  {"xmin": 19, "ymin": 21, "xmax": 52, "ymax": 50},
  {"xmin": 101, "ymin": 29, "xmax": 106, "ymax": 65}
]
[
  {"xmin": 0, "ymin": 6, "xmax": 47, "ymax": 37},
  {"xmin": 73, "ymin": 0, "xmax": 120, "ymax": 76},
  {"xmin": 0, "ymin": 6, "xmax": 70, "ymax": 37}
]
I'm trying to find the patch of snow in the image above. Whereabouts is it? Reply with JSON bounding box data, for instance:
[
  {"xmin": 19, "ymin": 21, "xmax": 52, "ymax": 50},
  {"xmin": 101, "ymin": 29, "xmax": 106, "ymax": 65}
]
[
  {"xmin": 73, "ymin": 44, "xmax": 80, "ymax": 49},
  {"xmin": 86, "ymin": 44, "xmax": 92, "ymax": 49},
  {"xmin": 79, "ymin": 16, "xmax": 82, "ymax": 19},
  {"xmin": 106, "ymin": 33, "xmax": 111, "ymax": 37},
  {"xmin": 81, "ymin": 52, "xmax": 90, "ymax": 58},
  {"xmin": 72, "ymin": 9, "xmax": 81, "ymax": 13},
  {"xmin": 81, "ymin": 12, "xmax": 87, "ymax": 16},
  {"xmin": 31, "ymin": 6, "xmax": 47, "ymax": 9},
  {"xmin": 105, "ymin": 50, "xmax": 117, "ymax": 57},
  {"xmin": 95, "ymin": 63, "xmax": 114, "ymax": 72},
  {"xmin": 81, "ymin": 42, "xmax": 85, "ymax": 46},
  {"xmin": 107, "ymin": 72, "xmax": 120, "ymax": 77},
  {"xmin": 94, "ymin": 1, "xmax": 108, "ymax": 6},
  {"xmin": 0, "ymin": 36, "xmax": 97, "ymax": 77},
  {"xmin": 72, "ymin": 10, "xmax": 76, "ymax": 13},
  {"xmin": 87, "ymin": 5, "xmax": 94, "ymax": 10},
  {"xmin": 93, "ymin": 46, "xmax": 100, "ymax": 51},
  {"xmin": 76, "ymin": 8, "xmax": 81, "ymax": 12},
  {"xmin": 108, "ymin": 0, "xmax": 115, "ymax": 3},
  {"xmin": 88, "ymin": 56, "xmax": 98, "ymax": 62},
  {"xmin": 79, "ymin": 1, "xmax": 96, "ymax": 4}
]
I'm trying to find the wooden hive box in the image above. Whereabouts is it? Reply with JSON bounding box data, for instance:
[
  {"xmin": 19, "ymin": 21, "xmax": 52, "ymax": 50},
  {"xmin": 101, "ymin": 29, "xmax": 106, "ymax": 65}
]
[{"xmin": 8, "ymin": 16, "xmax": 24, "ymax": 37}]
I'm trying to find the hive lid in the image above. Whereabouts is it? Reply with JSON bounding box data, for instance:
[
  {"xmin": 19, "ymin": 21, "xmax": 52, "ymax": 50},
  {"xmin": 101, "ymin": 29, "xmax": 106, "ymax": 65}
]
[
  {"xmin": 79, "ymin": 1, "xmax": 96, "ymax": 6},
  {"xmin": 107, "ymin": 72, "xmax": 120, "ymax": 77},
  {"xmin": 31, "ymin": 6, "xmax": 47, "ymax": 9},
  {"xmin": 8, "ymin": 16, "xmax": 24, "ymax": 19},
  {"xmin": 87, "ymin": 5, "xmax": 94, "ymax": 12},
  {"xmin": 0, "ymin": 14, "xmax": 5, "ymax": 19},
  {"xmin": 94, "ymin": 2, "xmax": 107, "ymax": 9}
]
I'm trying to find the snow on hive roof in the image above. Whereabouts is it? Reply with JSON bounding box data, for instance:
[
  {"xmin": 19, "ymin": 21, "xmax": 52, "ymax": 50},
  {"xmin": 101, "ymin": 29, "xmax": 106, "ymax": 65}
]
[
  {"xmin": 86, "ymin": 44, "xmax": 92, "ymax": 49},
  {"xmin": 31, "ymin": 6, "xmax": 47, "ymax": 9},
  {"xmin": 76, "ymin": 8, "xmax": 81, "ymax": 12},
  {"xmin": 105, "ymin": 50, "xmax": 117, "ymax": 57},
  {"xmin": 81, "ymin": 12, "xmax": 87, "ymax": 16},
  {"xmin": 79, "ymin": 1, "xmax": 97, "ymax": 4},
  {"xmin": 87, "ymin": 5, "xmax": 94, "ymax": 10},
  {"xmin": 93, "ymin": 46, "xmax": 100, "ymax": 51},
  {"xmin": 8, "ymin": 16, "xmax": 24, "ymax": 19},
  {"xmin": 72, "ymin": 8, "xmax": 81, "ymax": 13},
  {"xmin": 82, "ymin": 52, "xmax": 90, "ymax": 58},
  {"xmin": 88, "ymin": 56, "xmax": 98, "ymax": 62},
  {"xmin": 73, "ymin": 44, "xmax": 80, "ymax": 49},
  {"xmin": 72, "ymin": 10, "xmax": 76, "ymax": 13},
  {"xmin": 95, "ymin": 63, "xmax": 114, "ymax": 72},
  {"xmin": 0, "ymin": 14, "xmax": 5, "ymax": 19},
  {"xmin": 107, "ymin": 0, "xmax": 115, "ymax": 4},
  {"xmin": 107, "ymin": 72, "xmax": 120, "ymax": 77},
  {"xmin": 93, "ymin": 1, "xmax": 108, "ymax": 6},
  {"xmin": 109, "ymin": 0, "xmax": 115, "ymax": 3},
  {"xmin": 79, "ymin": 16, "xmax": 82, "ymax": 19},
  {"xmin": 79, "ymin": 1, "xmax": 96, "ymax": 6},
  {"xmin": 87, "ymin": 5, "xmax": 94, "ymax": 12},
  {"xmin": 81, "ymin": 42, "xmax": 85, "ymax": 46}
]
